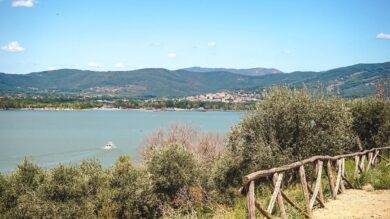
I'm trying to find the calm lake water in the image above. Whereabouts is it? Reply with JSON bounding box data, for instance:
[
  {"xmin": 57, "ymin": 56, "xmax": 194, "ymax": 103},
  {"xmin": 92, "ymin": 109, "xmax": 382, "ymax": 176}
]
[{"xmin": 0, "ymin": 110, "xmax": 243, "ymax": 172}]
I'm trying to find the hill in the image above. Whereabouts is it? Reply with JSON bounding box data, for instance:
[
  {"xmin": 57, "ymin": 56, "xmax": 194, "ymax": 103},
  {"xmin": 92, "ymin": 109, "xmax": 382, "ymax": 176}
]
[
  {"xmin": 182, "ymin": 67, "xmax": 282, "ymax": 76},
  {"xmin": 0, "ymin": 62, "xmax": 389, "ymax": 97}
]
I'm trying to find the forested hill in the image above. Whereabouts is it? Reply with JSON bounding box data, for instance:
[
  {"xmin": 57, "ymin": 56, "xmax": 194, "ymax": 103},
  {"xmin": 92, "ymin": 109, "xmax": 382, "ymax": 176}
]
[
  {"xmin": 181, "ymin": 67, "xmax": 282, "ymax": 76},
  {"xmin": 0, "ymin": 62, "xmax": 389, "ymax": 97}
]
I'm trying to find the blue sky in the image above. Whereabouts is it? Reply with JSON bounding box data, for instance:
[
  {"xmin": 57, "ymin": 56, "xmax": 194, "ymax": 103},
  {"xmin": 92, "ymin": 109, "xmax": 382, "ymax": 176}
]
[{"xmin": 0, "ymin": 0, "xmax": 390, "ymax": 74}]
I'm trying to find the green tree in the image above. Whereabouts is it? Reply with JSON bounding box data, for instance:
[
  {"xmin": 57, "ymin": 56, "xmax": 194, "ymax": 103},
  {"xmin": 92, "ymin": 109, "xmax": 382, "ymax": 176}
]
[
  {"xmin": 107, "ymin": 156, "xmax": 158, "ymax": 218},
  {"xmin": 214, "ymin": 86, "xmax": 354, "ymax": 192},
  {"xmin": 145, "ymin": 144, "xmax": 198, "ymax": 201},
  {"xmin": 351, "ymin": 98, "xmax": 390, "ymax": 149}
]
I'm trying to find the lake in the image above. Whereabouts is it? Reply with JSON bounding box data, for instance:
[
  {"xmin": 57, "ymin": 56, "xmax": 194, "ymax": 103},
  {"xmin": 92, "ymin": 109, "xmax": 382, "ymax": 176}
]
[{"xmin": 0, "ymin": 110, "xmax": 243, "ymax": 172}]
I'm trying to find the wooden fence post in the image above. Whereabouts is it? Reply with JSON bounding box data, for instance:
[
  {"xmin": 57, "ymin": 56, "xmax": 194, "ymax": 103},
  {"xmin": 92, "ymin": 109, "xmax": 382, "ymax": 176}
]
[
  {"xmin": 299, "ymin": 165, "xmax": 312, "ymax": 218},
  {"xmin": 272, "ymin": 173, "xmax": 287, "ymax": 219},
  {"xmin": 359, "ymin": 155, "xmax": 365, "ymax": 172},
  {"xmin": 247, "ymin": 181, "xmax": 256, "ymax": 219},
  {"xmin": 309, "ymin": 160, "xmax": 323, "ymax": 209},
  {"xmin": 340, "ymin": 158, "xmax": 346, "ymax": 192},
  {"xmin": 326, "ymin": 160, "xmax": 336, "ymax": 199},
  {"xmin": 354, "ymin": 156, "xmax": 360, "ymax": 175},
  {"xmin": 334, "ymin": 159, "xmax": 343, "ymax": 194},
  {"xmin": 372, "ymin": 150, "xmax": 380, "ymax": 167},
  {"xmin": 314, "ymin": 161, "xmax": 325, "ymax": 205},
  {"xmin": 268, "ymin": 173, "xmax": 283, "ymax": 214},
  {"xmin": 367, "ymin": 152, "xmax": 373, "ymax": 171}
]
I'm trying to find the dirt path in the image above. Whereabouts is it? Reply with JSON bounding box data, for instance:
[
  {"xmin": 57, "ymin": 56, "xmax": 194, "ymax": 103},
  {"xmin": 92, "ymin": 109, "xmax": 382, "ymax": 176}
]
[{"xmin": 313, "ymin": 189, "xmax": 390, "ymax": 219}]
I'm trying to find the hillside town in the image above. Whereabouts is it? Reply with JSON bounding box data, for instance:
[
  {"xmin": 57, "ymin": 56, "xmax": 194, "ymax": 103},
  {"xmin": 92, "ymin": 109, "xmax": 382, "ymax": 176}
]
[{"xmin": 182, "ymin": 91, "xmax": 261, "ymax": 103}]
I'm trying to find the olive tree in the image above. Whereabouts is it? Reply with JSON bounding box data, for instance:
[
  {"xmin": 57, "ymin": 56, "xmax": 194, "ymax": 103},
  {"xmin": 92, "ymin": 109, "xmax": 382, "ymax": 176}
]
[
  {"xmin": 351, "ymin": 98, "xmax": 390, "ymax": 149},
  {"xmin": 214, "ymin": 86, "xmax": 354, "ymax": 191}
]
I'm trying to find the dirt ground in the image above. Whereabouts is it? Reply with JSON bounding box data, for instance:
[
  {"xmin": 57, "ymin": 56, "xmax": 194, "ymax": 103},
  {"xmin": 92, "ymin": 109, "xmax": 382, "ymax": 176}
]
[{"xmin": 313, "ymin": 189, "xmax": 390, "ymax": 219}]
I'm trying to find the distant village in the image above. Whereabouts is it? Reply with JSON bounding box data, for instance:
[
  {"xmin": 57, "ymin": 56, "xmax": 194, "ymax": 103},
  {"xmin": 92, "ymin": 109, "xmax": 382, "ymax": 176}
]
[{"xmin": 181, "ymin": 91, "xmax": 261, "ymax": 103}]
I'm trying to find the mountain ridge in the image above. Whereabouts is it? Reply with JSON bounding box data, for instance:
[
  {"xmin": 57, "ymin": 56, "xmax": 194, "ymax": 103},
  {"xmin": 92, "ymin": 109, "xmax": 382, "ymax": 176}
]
[
  {"xmin": 182, "ymin": 67, "xmax": 282, "ymax": 76},
  {"xmin": 0, "ymin": 62, "xmax": 389, "ymax": 98}
]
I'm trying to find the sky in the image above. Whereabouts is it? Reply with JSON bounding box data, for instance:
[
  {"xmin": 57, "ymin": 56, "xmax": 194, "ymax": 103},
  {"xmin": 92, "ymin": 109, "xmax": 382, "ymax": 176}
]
[{"xmin": 0, "ymin": 0, "xmax": 390, "ymax": 74}]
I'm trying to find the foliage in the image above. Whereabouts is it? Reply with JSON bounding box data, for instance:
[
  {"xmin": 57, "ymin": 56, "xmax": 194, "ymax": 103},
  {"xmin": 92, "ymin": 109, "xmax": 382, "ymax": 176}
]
[
  {"xmin": 107, "ymin": 156, "xmax": 158, "ymax": 218},
  {"xmin": 145, "ymin": 144, "xmax": 199, "ymax": 202},
  {"xmin": 1, "ymin": 61, "xmax": 390, "ymax": 97},
  {"xmin": 351, "ymin": 98, "xmax": 390, "ymax": 149},
  {"xmin": 0, "ymin": 96, "xmax": 255, "ymax": 111},
  {"xmin": 1, "ymin": 86, "xmax": 390, "ymax": 218},
  {"xmin": 214, "ymin": 86, "xmax": 354, "ymax": 192}
]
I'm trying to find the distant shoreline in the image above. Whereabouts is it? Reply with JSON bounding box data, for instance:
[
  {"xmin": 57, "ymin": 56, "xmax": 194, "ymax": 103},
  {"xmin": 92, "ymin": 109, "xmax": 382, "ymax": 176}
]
[{"xmin": 0, "ymin": 107, "xmax": 243, "ymax": 112}]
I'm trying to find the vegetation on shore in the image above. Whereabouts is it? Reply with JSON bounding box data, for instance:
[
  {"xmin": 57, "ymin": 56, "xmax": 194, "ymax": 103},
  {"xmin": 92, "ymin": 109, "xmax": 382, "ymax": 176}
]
[
  {"xmin": 0, "ymin": 97, "xmax": 256, "ymax": 111},
  {"xmin": 1, "ymin": 86, "xmax": 389, "ymax": 218}
]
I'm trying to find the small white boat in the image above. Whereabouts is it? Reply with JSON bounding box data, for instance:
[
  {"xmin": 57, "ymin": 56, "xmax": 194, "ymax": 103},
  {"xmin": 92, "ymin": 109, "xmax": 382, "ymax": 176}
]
[{"xmin": 103, "ymin": 141, "xmax": 117, "ymax": 150}]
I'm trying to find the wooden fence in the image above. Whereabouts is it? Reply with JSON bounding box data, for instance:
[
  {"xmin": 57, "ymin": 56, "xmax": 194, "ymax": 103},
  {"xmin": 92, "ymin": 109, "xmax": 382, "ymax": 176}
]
[{"xmin": 241, "ymin": 146, "xmax": 390, "ymax": 219}]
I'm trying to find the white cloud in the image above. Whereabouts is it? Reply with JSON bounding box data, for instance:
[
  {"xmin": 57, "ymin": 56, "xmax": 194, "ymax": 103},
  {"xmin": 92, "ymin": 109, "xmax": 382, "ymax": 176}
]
[
  {"xmin": 167, "ymin": 53, "xmax": 176, "ymax": 58},
  {"xmin": 48, "ymin": 67, "xmax": 56, "ymax": 71},
  {"xmin": 12, "ymin": 0, "xmax": 34, "ymax": 7},
  {"xmin": 282, "ymin": 49, "xmax": 292, "ymax": 54},
  {"xmin": 208, "ymin": 42, "xmax": 216, "ymax": 47},
  {"xmin": 377, "ymin": 33, "xmax": 390, "ymax": 40},
  {"xmin": 87, "ymin": 62, "xmax": 101, "ymax": 68},
  {"xmin": 115, "ymin": 63, "xmax": 124, "ymax": 68},
  {"xmin": 1, "ymin": 41, "xmax": 25, "ymax": 52}
]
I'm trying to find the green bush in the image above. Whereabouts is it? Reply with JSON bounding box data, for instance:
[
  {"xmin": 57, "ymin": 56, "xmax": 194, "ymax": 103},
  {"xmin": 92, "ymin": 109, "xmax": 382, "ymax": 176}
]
[
  {"xmin": 145, "ymin": 144, "xmax": 199, "ymax": 202},
  {"xmin": 0, "ymin": 159, "xmax": 46, "ymax": 218},
  {"xmin": 42, "ymin": 164, "xmax": 84, "ymax": 202},
  {"xmin": 107, "ymin": 156, "xmax": 158, "ymax": 218},
  {"xmin": 214, "ymin": 86, "xmax": 354, "ymax": 191},
  {"xmin": 351, "ymin": 98, "xmax": 390, "ymax": 149}
]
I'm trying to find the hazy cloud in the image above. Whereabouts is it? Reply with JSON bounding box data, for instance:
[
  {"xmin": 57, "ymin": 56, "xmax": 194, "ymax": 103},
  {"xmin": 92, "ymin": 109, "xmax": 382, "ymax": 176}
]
[
  {"xmin": 377, "ymin": 33, "xmax": 390, "ymax": 40},
  {"xmin": 12, "ymin": 0, "xmax": 34, "ymax": 7},
  {"xmin": 115, "ymin": 63, "xmax": 124, "ymax": 68},
  {"xmin": 1, "ymin": 41, "xmax": 25, "ymax": 52},
  {"xmin": 167, "ymin": 53, "xmax": 176, "ymax": 58},
  {"xmin": 208, "ymin": 42, "xmax": 216, "ymax": 47},
  {"xmin": 48, "ymin": 67, "xmax": 57, "ymax": 71},
  {"xmin": 87, "ymin": 62, "xmax": 101, "ymax": 68},
  {"xmin": 149, "ymin": 42, "xmax": 163, "ymax": 47}
]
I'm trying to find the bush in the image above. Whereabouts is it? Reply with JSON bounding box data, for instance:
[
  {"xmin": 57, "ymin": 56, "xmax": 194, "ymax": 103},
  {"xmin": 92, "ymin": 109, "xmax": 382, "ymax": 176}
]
[
  {"xmin": 141, "ymin": 123, "xmax": 225, "ymax": 193},
  {"xmin": 43, "ymin": 164, "xmax": 84, "ymax": 202},
  {"xmin": 107, "ymin": 156, "xmax": 158, "ymax": 218},
  {"xmin": 0, "ymin": 174, "xmax": 17, "ymax": 217},
  {"xmin": 351, "ymin": 98, "xmax": 390, "ymax": 149},
  {"xmin": 11, "ymin": 158, "xmax": 44, "ymax": 194},
  {"xmin": 141, "ymin": 123, "xmax": 225, "ymax": 168},
  {"xmin": 214, "ymin": 86, "xmax": 354, "ymax": 191},
  {"xmin": 145, "ymin": 144, "xmax": 199, "ymax": 202},
  {"xmin": 0, "ymin": 159, "xmax": 46, "ymax": 218}
]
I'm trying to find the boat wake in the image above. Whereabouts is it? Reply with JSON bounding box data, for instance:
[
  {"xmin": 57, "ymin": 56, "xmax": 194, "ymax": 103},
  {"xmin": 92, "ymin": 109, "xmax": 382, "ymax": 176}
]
[{"xmin": 102, "ymin": 141, "xmax": 117, "ymax": 150}]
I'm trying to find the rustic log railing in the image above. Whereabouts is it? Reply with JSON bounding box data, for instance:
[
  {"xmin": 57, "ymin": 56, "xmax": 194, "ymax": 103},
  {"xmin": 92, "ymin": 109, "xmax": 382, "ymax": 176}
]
[{"xmin": 242, "ymin": 146, "xmax": 390, "ymax": 219}]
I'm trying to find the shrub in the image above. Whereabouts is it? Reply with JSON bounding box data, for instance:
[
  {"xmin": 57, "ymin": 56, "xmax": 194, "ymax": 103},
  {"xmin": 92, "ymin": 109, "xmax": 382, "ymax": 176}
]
[
  {"xmin": 145, "ymin": 144, "xmax": 199, "ymax": 202},
  {"xmin": 351, "ymin": 98, "xmax": 390, "ymax": 149},
  {"xmin": 214, "ymin": 86, "xmax": 354, "ymax": 191},
  {"xmin": 0, "ymin": 159, "xmax": 46, "ymax": 218},
  {"xmin": 43, "ymin": 164, "xmax": 84, "ymax": 202},
  {"xmin": 142, "ymin": 123, "xmax": 225, "ymax": 194},
  {"xmin": 0, "ymin": 174, "xmax": 17, "ymax": 217},
  {"xmin": 141, "ymin": 123, "xmax": 225, "ymax": 167},
  {"xmin": 11, "ymin": 158, "xmax": 44, "ymax": 194},
  {"xmin": 107, "ymin": 156, "xmax": 158, "ymax": 218}
]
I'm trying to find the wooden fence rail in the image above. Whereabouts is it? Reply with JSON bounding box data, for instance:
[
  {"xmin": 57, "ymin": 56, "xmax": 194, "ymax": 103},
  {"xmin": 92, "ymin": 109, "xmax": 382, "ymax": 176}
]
[{"xmin": 242, "ymin": 146, "xmax": 390, "ymax": 219}]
